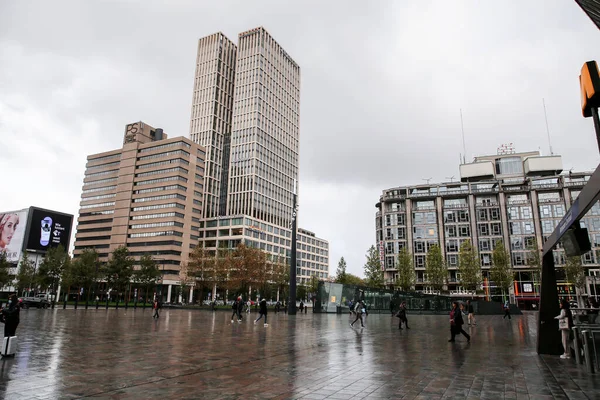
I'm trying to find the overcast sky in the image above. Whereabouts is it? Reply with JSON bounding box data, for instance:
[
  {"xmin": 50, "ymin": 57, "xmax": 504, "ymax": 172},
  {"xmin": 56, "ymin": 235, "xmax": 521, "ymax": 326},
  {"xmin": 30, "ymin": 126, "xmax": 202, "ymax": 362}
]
[{"xmin": 2, "ymin": 1, "xmax": 600, "ymax": 277}]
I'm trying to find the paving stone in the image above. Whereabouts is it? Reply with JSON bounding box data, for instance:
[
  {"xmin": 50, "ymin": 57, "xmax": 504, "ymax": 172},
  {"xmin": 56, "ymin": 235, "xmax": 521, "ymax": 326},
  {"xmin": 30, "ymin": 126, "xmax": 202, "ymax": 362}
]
[{"xmin": 0, "ymin": 309, "xmax": 596, "ymax": 399}]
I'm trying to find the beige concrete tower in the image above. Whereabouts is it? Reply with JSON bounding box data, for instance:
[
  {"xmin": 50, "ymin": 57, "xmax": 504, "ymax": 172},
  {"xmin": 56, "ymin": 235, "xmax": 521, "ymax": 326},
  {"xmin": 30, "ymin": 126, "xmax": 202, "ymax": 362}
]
[
  {"xmin": 226, "ymin": 27, "xmax": 301, "ymax": 228},
  {"xmin": 189, "ymin": 32, "xmax": 237, "ymax": 218}
]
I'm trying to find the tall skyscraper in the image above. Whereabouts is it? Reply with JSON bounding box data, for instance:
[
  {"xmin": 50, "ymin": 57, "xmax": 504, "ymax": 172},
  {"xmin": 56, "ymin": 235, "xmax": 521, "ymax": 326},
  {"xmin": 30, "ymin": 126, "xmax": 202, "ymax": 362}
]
[
  {"xmin": 189, "ymin": 32, "xmax": 237, "ymax": 219},
  {"xmin": 227, "ymin": 27, "xmax": 301, "ymax": 228}
]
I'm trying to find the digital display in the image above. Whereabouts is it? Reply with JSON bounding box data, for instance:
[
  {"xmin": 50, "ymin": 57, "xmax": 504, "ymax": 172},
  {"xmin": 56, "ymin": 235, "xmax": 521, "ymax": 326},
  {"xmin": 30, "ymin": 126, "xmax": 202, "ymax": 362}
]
[
  {"xmin": 0, "ymin": 209, "xmax": 29, "ymax": 263},
  {"xmin": 523, "ymin": 283, "xmax": 533, "ymax": 293},
  {"xmin": 25, "ymin": 208, "xmax": 73, "ymax": 252}
]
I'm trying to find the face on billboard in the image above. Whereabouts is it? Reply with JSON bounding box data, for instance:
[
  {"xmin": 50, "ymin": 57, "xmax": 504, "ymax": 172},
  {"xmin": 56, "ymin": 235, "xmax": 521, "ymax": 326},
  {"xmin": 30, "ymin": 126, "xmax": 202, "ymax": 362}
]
[
  {"xmin": 0, "ymin": 209, "xmax": 29, "ymax": 263},
  {"xmin": 26, "ymin": 209, "xmax": 73, "ymax": 252}
]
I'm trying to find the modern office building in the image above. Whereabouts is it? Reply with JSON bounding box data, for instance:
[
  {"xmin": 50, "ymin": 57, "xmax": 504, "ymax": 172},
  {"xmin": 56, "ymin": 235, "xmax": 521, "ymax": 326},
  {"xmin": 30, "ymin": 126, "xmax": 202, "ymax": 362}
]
[
  {"xmin": 199, "ymin": 215, "xmax": 328, "ymax": 286},
  {"xmin": 73, "ymin": 121, "xmax": 206, "ymax": 301},
  {"xmin": 375, "ymin": 149, "xmax": 599, "ymax": 308},
  {"xmin": 191, "ymin": 27, "xmax": 326, "ymax": 283},
  {"xmin": 189, "ymin": 27, "xmax": 301, "ymax": 229},
  {"xmin": 189, "ymin": 33, "xmax": 237, "ymax": 218}
]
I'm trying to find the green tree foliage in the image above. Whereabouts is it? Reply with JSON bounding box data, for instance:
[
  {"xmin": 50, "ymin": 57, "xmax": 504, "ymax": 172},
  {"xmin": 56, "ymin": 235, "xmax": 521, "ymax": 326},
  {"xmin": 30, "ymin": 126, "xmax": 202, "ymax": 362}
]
[
  {"xmin": 38, "ymin": 245, "xmax": 69, "ymax": 294},
  {"xmin": 396, "ymin": 247, "xmax": 414, "ymax": 291},
  {"xmin": 364, "ymin": 245, "xmax": 384, "ymax": 288},
  {"xmin": 344, "ymin": 273, "xmax": 364, "ymax": 286},
  {"xmin": 425, "ymin": 243, "xmax": 446, "ymax": 292},
  {"xmin": 0, "ymin": 251, "xmax": 11, "ymax": 289},
  {"xmin": 308, "ymin": 274, "xmax": 319, "ymax": 295},
  {"xmin": 136, "ymin": 254, "xmax": 161, "ymax": 303},
  {"xmin": 564, "ymin": 255, "xmax": 586, "ymax": 290},
  {"xmin": 458, "ymin": 239, "xmax": 482, "ymax": 292},
  {"xmin": 65, "ymin": 249, "xmax": 100, "ymax": 301},
  {"xmin": 335, "ymin": 257, "xmax": 347, "ymax": 283},
  {"xmin": 104, "ymin": 246, "xmax": 134, "ymax": 301},
  {"xmin": 15, "ymin": 251, "xmax": 36, "ymax": 295},
  {"xmin": 185, "ymin": 244, "xmax": 214, "ymax": 304},
  {"xmin": 490, "ymin": 241, "xmax": 513, "ymax": 297}
]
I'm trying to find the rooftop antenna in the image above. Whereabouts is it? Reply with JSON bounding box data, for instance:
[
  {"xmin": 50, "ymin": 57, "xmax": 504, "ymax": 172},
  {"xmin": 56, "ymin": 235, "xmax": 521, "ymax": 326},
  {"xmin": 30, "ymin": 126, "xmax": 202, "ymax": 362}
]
[
  {"xmin": 460, "ymin": 109, "xmax": 467, "ymax": 164},
  {"xmin": 422, "ymin": 178, "xmax": 432, "ymax": 185},
  {"xmin": 542, "ymin": 98, "xmax": 554, "ymax": 155},
  {"xmin": 446, "ymin": 176, "xmax": 455, "ymax": 183}
]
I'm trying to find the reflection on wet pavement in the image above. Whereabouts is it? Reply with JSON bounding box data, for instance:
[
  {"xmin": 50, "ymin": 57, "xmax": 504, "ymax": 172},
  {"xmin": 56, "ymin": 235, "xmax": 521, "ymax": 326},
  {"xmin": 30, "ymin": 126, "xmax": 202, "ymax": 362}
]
[{"xmin": 0, "ymin": 309, "xmax": 597, "ymax": 399}]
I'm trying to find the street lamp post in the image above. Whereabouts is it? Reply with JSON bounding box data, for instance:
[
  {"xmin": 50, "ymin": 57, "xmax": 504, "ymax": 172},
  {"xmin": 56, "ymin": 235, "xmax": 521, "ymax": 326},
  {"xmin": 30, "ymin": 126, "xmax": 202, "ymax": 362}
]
[{"xmin": 288, "ymin": 180, "xmax": 298, "ymax": 315}]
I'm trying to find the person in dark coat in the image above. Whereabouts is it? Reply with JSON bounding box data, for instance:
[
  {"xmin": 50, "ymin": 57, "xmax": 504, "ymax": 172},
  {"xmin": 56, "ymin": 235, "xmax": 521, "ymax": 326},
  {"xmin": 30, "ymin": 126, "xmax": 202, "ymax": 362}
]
[
  {"xmin": 254, "ymin": 298, "xmax": 268, "ymax": 327},
  {"xmin": 2, "ymin": 295, "xmax": 20, "ymax": 337},
  {"xmin": 231, "ymin": 298, "xmax": 239, "ymax": 323},
  {"xmin": 236, "ymin": 296, "xmax": 244, "ymax": 322},
  {"xmin": 397, "ymin": 301, "xmax": 409, "ymax": 329},
  {"xmin": 152, "ymin": 299, "xmax": 161, "ymax": 319},
  {"xmin": 449, "ymin": 302, "xmax": 470, "ymax": 342}
]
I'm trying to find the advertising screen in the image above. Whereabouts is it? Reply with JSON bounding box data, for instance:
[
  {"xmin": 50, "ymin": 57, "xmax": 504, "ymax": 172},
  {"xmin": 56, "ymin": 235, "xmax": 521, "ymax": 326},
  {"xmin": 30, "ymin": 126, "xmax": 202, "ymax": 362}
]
[
  {"xmin": 25, "ymin": 208, "xmax": 73, "ymax": 253},
  {"xmin": 0, "ymin": 209, "xmax": 29, "ymax": 263}
]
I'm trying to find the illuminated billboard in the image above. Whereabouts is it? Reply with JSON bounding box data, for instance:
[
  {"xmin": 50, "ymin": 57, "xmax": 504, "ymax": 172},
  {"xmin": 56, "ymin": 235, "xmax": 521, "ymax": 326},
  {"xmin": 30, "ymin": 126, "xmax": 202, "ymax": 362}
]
[
  {"xmin": 0, "ymin": 208, "xmax": 29, "ymax": 263},
  {"xmin": 24, "ymin": 208, "xmax": 74, "ymax": 253}
]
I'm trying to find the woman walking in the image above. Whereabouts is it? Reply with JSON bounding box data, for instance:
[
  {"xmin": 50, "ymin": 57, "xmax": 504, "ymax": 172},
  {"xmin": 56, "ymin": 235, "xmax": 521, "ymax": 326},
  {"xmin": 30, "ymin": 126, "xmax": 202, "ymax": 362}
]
[
  {"xmin": 397, "ymin": 301, "xmax": 409, "ymax": 329},
  {"xmin": 448, "ymin": 302, "xmax": 470, "ymax": 342},
  {"xmin": 254, "ymin": 298, "xmax": 268, "ymax": 327},
  {"xmin": 350, "ymin": 300, "xmax": 366, "ymax": 328},
  {"xmin": 555, "ymin": 299, "xmax": 574, "ymax": 359},
  {"xmin": 1, "ymin": 295, "xmax": 20, "ymax": 337}
]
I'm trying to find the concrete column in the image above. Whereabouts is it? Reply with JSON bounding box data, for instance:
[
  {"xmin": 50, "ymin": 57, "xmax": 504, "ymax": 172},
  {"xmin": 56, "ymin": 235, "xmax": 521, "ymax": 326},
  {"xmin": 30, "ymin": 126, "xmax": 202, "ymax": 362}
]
[
  {"xmin": 212, "ymin": 283, "xmax": 217, "ymax": 302},
  {"xmin": 167, "ymin": 284, "xmax": 172, "ymax": 303},
  {"xmin": 189, "ymin": 287, "xmax": 194, "ymax": 304}
]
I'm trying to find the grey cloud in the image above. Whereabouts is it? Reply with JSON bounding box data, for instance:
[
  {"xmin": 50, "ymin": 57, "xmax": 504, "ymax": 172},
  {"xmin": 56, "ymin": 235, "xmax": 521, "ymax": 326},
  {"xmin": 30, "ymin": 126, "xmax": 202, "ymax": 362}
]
[{"xmin": 2, "ymin": 0, "xmax": 600, "ymax": 275}]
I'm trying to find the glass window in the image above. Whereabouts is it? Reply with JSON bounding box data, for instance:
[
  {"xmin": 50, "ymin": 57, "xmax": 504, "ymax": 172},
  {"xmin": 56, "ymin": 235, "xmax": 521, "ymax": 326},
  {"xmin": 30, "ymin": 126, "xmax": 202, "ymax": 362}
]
[
  {"xmin": 459, "ymin": 225, "xmax": 470, "ymax": 237},
  {"xmin": 445, "ymin": 226, "xmax": 457, "ymax": 238},
  {"xmin": 495, "ymin": 156, "xmax": 523, "ymax": 175}
]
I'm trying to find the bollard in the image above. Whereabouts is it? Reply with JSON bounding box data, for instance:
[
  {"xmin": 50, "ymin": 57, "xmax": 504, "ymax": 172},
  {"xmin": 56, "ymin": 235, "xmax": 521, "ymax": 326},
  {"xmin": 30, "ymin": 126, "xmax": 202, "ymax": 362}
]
[
  {"xmin": 105, "ymin": 299, "xmax": 109, "ymax": 310},
  {"xmin": 573, "ymin": 326, "xmax": 582, "ymax": 364},
  {"xmin": 582, "ymin": 330, "xmax": 595, "ymax": 373},
  {"xmin": 116, "ymin": 300, "xmax": 119, "ymax": 310},
  {"xmin": 74, "ymin": 299, "xmax": 78, "ymax": 310},
  {"xmin": 85, "ymin": 301, "xmax": 89, "ymax": 310},
  {"xmin": 95, "ymin": 301, "xmax": 99, "ymax": 310},
  {"xmin": 63, "ymin": 299, "xmax": 67, "ymax": 309}
]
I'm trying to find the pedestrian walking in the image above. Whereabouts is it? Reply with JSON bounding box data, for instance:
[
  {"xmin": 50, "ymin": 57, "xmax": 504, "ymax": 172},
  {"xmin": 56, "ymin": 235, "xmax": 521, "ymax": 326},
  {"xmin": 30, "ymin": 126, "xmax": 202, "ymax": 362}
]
[
  {"xmin": 587, "ymin": 297, "xmax": 598, "ymax": 324},
  {"xmin": 555, "ymin": 299, "xmax": 574, "ymax": 359},
  {"xmin": 467, "ymin": 300, "xmax": 476, "ymax": 326},
  {"xmin": 449, "ymin": 301, "xmax": 470, "ymax": 342},
  {"xmin": 237, "ymin": 296, "xmax": 244, "ymax": 322},
  {"xmin": 390, "ymin": 300, "xmax": 395, "ymax": 316},
  {"xmin": 152, "ymin": 299, "xmax": 161, "ymax": 319},
  {"xmin": 231, "ymin": 298, "xmax": 239, "ymax": 323},
  {"xmin": 254, "ymin": 298, "xmax": 269, "ymax": 327},
  {"xmin": 299, "ymin": 301, "xmax": 304, "ymax": 313},
  {"xmin": 275, "ymin": 301, "xmax": 281, "ymax": 313},
  {"xmin": 396, "ymin": 301, "xmax": 409, "ymax": 329},
  {"xmin": 503, "ymin": 300, "xmax": 511, "ymax": 320},
  {"xmin": 246, "ymin": 300, "xmax": 251, "ymax": 314},
  {"xmin": 1, "ymin": 295, "xmax": 20, "ymax": 337},
  {"xmin": 350, "ymin": 300, "xmax": 366, "ymax": 328}
]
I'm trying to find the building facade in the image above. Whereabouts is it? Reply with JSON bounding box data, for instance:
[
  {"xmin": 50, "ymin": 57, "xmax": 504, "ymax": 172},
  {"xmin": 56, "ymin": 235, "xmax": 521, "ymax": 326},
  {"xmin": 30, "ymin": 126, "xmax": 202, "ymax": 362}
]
[
  {"xmin": 189, "ymin": 33, "xmax": 237, "ymax": 219},
  {"xmin": 376, "ymin": 150, "xmax": 599, "ymax": 308},
  {"xmin": 73, "ymin": 121, "xmax": 206, "ymax": 301},
  {"xmin": 191, "ymin": 27, "xmax": 327, "ymax": 285},
  {"xmin": 226, "ymin": 27, "xmax": 301, "ymax": 228}
]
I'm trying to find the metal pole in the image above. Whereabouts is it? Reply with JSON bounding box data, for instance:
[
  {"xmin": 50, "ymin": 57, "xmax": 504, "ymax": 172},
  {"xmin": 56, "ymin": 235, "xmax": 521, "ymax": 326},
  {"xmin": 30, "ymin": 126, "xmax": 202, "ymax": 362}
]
[
  {"xmin": 591, "ymin": 107, "xmax": 600, "ymax": 154},
  {"xmin": 288, "ymin": 180, "xmax": 298, "ymax": 315}
]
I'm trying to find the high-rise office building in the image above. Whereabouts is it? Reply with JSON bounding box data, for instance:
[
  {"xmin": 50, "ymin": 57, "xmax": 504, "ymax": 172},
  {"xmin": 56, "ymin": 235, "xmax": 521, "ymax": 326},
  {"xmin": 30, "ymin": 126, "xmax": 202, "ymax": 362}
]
[
  {"xmin": 227, "ymin": 27, "xmax": 301, "ymax": 228},
  {"xmin": 73, "ymin": 121, "xmax": 206, "ymax": 302},
  {"xmin": 192, "ymin": 27, "xmax": 327, "ymax": 285},
  {"xmin": 189, "ymin": 32, "xmax": 237, "ymax": 219},
  {"xmin": 376, "ymin": 149, "xmax": 600, "ymax": 308}
]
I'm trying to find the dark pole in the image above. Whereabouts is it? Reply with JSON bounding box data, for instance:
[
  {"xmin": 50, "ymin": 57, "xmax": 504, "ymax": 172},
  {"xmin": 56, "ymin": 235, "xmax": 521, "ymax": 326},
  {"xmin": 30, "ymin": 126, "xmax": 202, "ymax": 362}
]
[
  {"xmin": 537, "ymin": 250, "xmax": 562, "ymax": 355},
  {"xmin": 288, "ymin": 180, "xmax": 298, "ymax": 315},
  {"xmin": 592, "ymin": 107, "xmax": 600, "ymax": 154}
]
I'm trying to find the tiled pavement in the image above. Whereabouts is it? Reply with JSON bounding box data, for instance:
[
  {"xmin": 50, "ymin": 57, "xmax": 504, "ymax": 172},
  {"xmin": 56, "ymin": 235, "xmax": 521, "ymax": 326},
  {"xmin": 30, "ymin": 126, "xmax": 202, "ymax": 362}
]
[{"xmin": 0, "ymin": 309, "xmax": 598, "ymax": 399}]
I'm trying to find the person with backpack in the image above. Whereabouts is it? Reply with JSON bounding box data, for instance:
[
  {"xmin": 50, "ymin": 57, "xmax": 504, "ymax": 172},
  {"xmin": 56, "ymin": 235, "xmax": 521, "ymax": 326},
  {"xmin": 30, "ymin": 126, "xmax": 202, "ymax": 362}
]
[
  {"xmin": 503, "ymin": 300, "xmax": 511, "ymax": 320},
  {"xmin": 254, "ymin": 298, "xmax": 268, "ymax": 327},
  {"xmin": 350, "ymin": 300, "xmax": 366, "ymax": 328},
  {"xmin": 1, "ymin": 294, "xmax": 20, "ymax": 337},
  {"xmin": 396, "ymin": 301, "xmax": 409, "ymax": 329},
  {"xmin": 555, "ymin": 299, "xmax": 574, "ymax": 359},
  {"xmin": 152, "ymin": 299, "xmax": 161, "ymax": 319}
]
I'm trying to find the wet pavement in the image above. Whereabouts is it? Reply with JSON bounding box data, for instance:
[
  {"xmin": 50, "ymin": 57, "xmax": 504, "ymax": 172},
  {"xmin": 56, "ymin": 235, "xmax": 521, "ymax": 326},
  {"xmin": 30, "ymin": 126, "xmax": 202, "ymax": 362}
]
[{"xmin": 0, "ymin": 308, "xmax": 598, "ymax": 399}]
